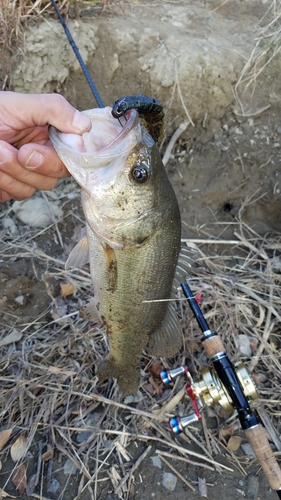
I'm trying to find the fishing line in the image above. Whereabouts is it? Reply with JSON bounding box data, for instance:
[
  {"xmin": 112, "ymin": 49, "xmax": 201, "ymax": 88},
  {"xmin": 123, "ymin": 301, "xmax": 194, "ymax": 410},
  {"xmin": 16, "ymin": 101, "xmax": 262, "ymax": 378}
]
[{"xmin": 51, "ymin": 0, "xmax": 104, "ymax": 108}]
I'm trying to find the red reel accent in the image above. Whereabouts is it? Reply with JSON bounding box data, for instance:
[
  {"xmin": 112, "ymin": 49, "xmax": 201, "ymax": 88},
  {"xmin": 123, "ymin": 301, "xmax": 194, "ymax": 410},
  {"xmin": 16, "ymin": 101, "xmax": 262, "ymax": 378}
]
[{"xmin": 183, "ymin": 366, "xmax": 201, "ymax": 418}]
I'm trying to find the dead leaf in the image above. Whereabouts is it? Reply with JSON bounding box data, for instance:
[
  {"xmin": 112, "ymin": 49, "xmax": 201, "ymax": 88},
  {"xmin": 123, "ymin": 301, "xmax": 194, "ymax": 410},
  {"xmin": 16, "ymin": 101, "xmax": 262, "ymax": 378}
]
[
  {"xmin": 250, "ymin": 337, "xmax": 259, "ymax": 354},
  {"xmin": 0, "ymin": 488, "xmax": 16, "ymax": 498},
  {"xmin": 48, "ymin": 366, "xmax": 76, "ymax": 376},
  {"xmin": 42, "ymin": 448, "xmax": 54, "ymax": 461},
  {"xmin": 219, "ymin": 425, "xmax": 234, "ymax": 442},
  {"xmin": 60, "ymin": 282, "xmax": 76, "ymax": 296},
  {"xmin": 48, "ymin": 366, "xmax": 62, "ymax": 375},
  {"xmin": 11, "ymin": 435, "xmax": 27, "ymax": 462},
  {"xmin": 143, "ymin": 383, "xmax": 157, "ymax": 395},
  {"xmin": 252, "ymin": 372, "xmax": 267, "ymax": 384},
  {"xmin": 148, "ymin": 376, "xmax": 163, "ymax": 396},
  {"xmin": 0, "ymin": 428, "xmax": 13, "ymax": 451},
  {"xmin": 0, "ymin": 329, "xmax": 22, "ymax": 347},
  {"xmin": 149, "ymin": 361, "xmax": 163, "ymax": 379},
  {"xmin": 187, "ymin": 340, "xmax": 201, "ymax": 355},
  {"xmin": 11, "ymin": 463, "xmax": 27, "ymax": 494},
  {"xmin": 227, "ymin": 435, "xmax": 242, "ymax": 452},
  {"xmin": 255, "ymin": 305, "xmax": 265, "ymax": 328}
]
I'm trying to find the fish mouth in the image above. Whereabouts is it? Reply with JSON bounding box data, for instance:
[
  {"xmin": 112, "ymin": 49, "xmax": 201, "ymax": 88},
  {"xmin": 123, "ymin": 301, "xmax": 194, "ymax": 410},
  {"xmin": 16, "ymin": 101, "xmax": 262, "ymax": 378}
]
[{"xmin": 49, "ymin": 107, "xmax": 139, "ymax": 163}]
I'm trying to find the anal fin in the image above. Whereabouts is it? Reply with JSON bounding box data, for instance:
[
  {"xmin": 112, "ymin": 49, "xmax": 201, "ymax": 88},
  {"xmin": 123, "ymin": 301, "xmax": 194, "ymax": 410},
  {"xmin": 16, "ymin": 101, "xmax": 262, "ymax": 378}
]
[{"xmin": 146, "ymin": 302, "xmax": 183, "ymax": 358}]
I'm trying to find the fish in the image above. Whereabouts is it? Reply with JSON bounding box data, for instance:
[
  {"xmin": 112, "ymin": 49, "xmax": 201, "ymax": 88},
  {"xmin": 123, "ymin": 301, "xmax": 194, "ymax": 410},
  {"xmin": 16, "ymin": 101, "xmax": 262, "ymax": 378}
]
[{"xmin": 49, "ymin": 106, "xmax": 191, "ymax": 395}]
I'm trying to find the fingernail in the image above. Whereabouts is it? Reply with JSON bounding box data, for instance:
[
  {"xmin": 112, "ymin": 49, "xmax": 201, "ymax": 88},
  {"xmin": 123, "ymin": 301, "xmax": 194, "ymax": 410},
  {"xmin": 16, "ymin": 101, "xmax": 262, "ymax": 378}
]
[
  {"xmin": 25, "ymin": 150, "xmax": 43, "ymax": 169},
  {"xmin": 72, "ymin": 110, "xmax": 91, "ymax": 133},
  {"xmin": 0, "ymin": 145, "xmax": 12, "ymax": 164}
]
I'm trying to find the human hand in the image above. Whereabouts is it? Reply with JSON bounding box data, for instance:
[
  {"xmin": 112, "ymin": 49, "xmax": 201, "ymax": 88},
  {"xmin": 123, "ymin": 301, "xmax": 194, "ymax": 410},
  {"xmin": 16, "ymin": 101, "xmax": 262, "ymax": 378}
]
[{"xmin": 0, "ymin": 92, "xmax": 91, "ymax": 202}]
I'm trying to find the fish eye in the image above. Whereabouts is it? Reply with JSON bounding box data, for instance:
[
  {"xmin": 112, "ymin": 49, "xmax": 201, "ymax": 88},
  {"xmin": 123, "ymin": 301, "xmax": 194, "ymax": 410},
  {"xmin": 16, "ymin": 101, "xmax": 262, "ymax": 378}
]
[{"xmin": 131, "ymin": 163, "xmax": 150, "ymax": 183}]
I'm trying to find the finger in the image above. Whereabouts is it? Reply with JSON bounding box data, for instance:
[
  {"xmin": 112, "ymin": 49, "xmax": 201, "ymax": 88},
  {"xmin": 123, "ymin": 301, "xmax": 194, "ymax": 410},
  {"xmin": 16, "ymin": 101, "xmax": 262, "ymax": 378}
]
[
  {"xmin": 0, "ymin": 190, "xmax": 13, "ymax": 202},
  {"xmin": 0, "ymin": 169, "xmax": 37, "ymax": 201},
  {"xmin": 0, "ymin": 92, "xmax": 92, "ymax": 135},
  {"xmin": 0, "ymin": 142, "xmax": 59, "ymax": 198},
  {"xmin": 17, "ymin": 143, "xmax": 71, "ymax": 179}
]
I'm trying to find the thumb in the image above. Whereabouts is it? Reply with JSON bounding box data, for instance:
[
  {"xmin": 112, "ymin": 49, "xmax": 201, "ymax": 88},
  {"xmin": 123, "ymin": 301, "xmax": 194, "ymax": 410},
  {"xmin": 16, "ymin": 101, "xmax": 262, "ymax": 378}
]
[{"xmin": 2, "ymin": 92, "xmax": 92, "ymax": 134}]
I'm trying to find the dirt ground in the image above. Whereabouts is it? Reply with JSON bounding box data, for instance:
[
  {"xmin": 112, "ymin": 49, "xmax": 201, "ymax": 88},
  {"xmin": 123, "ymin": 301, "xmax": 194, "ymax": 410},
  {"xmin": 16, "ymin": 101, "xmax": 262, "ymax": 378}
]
[{"xmin": 1, "ymin": 1, "xmax": 281, "ymax": 499}]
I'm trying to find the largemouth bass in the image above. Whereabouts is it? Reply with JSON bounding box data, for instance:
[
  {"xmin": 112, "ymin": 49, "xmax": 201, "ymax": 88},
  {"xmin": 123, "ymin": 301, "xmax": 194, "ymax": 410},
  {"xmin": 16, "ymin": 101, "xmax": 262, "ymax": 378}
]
[{"xmin": 50, "ymin": 107, "xmax": 189, "ymax": 395}]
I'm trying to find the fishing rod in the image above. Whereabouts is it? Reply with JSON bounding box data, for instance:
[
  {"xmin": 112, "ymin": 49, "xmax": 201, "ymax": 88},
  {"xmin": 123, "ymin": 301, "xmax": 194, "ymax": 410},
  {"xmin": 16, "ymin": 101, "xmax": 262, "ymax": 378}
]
[
  {"xmin": 51, "ymin": 0, "xmax": 165, "ymax": 136},
  {"xmin": 51, "ymin": 0, "xmax": 168, "ymax": 143},
  {"xmin": 51, "ymin": 0, "xmax": 104, "ymax": 108},
  {"xmin": 160, "ymin": 283, "xmax": 281, "ymax": 498}
]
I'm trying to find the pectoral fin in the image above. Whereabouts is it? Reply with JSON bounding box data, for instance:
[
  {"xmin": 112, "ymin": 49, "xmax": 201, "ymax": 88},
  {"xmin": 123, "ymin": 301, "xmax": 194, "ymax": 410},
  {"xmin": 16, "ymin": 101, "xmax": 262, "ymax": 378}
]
[
  {"xmin": 147, "ymin": 302, "xmax": 183, "ymax": 357},
  {"xmin": 65, "ymin": 233, "xmax": 89, "ymax": 269}
]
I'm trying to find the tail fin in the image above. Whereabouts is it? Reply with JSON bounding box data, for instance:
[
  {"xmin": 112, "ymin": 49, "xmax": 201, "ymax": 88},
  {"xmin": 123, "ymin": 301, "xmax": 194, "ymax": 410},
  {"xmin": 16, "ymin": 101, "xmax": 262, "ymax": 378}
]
[{"xmin": 98, "ymin": 358, "xmax": 141, "ymax": 396}]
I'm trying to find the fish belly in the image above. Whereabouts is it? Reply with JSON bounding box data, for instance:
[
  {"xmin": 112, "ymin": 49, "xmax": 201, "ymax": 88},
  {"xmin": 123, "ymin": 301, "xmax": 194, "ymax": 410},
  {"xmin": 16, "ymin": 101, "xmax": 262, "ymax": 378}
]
[{"xmin": 87, "ymin": 220, "xmax": 180, "ymax": 395}]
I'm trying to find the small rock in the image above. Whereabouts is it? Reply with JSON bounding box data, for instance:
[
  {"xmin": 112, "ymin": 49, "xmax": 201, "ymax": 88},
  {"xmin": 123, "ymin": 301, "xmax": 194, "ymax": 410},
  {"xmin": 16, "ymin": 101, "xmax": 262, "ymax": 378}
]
[
  {"xmin": 247, "ymin": 474, "xmax": 259, "ymax": 499},
  {"xmin": 3, "ymin": 217, "xmax": 19, "ymax": 236},
  {"xmin": 241, "ymin": 443, "xmax": 255, "ymax": 457},
  {"xmin": 150, "ymin": 456, "xmax": 162, "ymax": 469},
  {"xmin": 12, "ymin": 197, "xmax": 62, "ymax": 228},
  {"xmin": 238, "ymin": 334, "xmax": 252, "ymax": 357},
  {"xmin": 63, "ymin": 458, "xmax": 78, "ymax": 475},
  {"xmin": 198, "ymin": 476, "xmax": 207, "ymax": 497},
  {"xmin": 124, "ymin": 391, "xmax": 143, "ymax": 404},
  {"xmin": 76, "ymin": 430, "xmax": 92, "ymax": 443},
  {"xmin": 14, "ymin": 295, "xmax": 25, "ymax": 306},
  {"xmin": 47, "ymin": 478, "xmax": 60, "ymax": 494},
  {"xmin": 162, "ymin": 471, "xmax": 177, "ymax": 491},
  {"xmin": 276, "ymin": 125, "xmax": 281, "ymax": 135}
]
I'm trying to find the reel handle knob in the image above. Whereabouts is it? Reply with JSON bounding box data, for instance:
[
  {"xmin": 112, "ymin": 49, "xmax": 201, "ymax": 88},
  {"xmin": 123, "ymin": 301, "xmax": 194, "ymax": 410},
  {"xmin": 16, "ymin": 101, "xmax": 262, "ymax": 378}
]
[
  {"xmin": 169, "ymin": 414, "xmax": 201, "ymax": 434},
  {"xmin": 160, "ymin": 366, "xmax": 188, "ymax": 385}
]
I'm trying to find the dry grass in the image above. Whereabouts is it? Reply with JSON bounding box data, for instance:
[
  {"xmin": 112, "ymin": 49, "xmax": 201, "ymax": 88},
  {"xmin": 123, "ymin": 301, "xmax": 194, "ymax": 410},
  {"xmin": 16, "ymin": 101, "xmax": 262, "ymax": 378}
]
[
  {"xmin": 0, "ymin": 0, "xmax": 121, "ymax": 89},
  {"xmin": 234, "ymin": 0, "xmax": 281, "ymax": 115},
  {"xmin": 0, "ymin": 189, "xmax": 281, "ymax": 498},
  {"xmin": 0, "ymin": 0, "xmax": 112, "ymax": 55}
]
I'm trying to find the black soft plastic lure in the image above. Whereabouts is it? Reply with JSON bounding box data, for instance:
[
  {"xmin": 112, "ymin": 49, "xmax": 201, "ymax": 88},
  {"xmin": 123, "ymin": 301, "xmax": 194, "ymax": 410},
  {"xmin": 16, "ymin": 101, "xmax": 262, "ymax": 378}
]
[{"xmin": 111, "ymin": 94, "xmax": 164, "ymax": 142}]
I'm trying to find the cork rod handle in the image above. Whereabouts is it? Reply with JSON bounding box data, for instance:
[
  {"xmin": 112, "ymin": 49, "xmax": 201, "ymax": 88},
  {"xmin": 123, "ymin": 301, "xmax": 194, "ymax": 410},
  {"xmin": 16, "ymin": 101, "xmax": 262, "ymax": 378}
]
[
  {"xmin": 203, "ymin": 336, "xmax": 224, "ymax": 358},
  {"xmin": 245, "ymin": 425, "xmax": 281, "ymax": 491}
]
